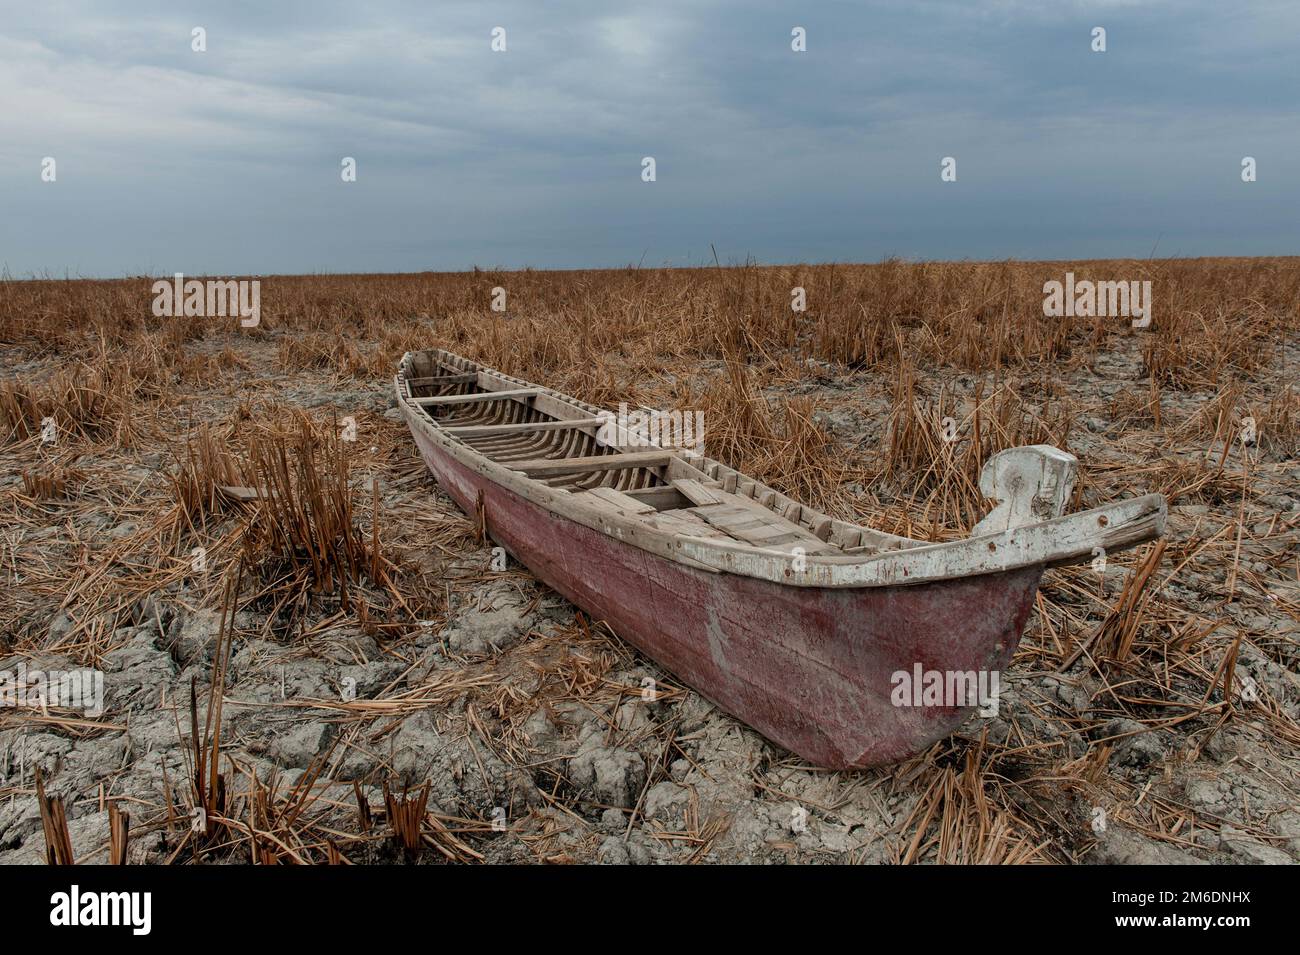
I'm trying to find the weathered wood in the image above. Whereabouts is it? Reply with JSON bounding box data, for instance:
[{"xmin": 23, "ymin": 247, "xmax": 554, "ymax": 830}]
[
  {"xmin": 407, "ymin": 373, "xmax": 479, "ymax": 386},
  {"xmin": 579, "ymin": 486, "xmax": 656, "ymax": 514},
  {"xmin": 445, "ymin": 418, "xmax": 602, "ymax": 437},
  {"xmin": 217, "ymin": 484, "xmax": 264, "ymax": 502},
  {"xmin": 671, "ymin": 478, "xmax": 725, "ymax": 507},
  {"xmin": 621, "ymin": 485, "xmax": 691, "ymax": 510},
  {"xmin": 973, "ymin": 445, "xmax": 1078, "ymax": 535},
  {"xmin": 506, "ymin": 450, "xmax": 674, "ymax": 478},
  {"xmin": 412, "ymin": 388, "xmax": 538, "ymax": 406},
  {"xmin": 396, "ymin": 348, "xmax": 1168, "ymax": 771},
  {"xmin": 648, "ymin": 508, "xmax": 733, "ymax": 540},
  {"xmin": 692, "ymin": 497, "xmax": 833, "ymax": 551},
  {"xmin": 397, "ymin": 354, "xmax": 1159, "ymax": 585},
  {"xmin": 678, "ymin": 494, "xmax": 1166, "ymax": 587}
]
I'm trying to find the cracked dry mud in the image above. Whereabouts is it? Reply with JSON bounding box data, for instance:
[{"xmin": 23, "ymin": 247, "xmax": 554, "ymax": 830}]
[{"xmin": 2, "ymin": 299, "xmax": 1297, "ymax": 866}]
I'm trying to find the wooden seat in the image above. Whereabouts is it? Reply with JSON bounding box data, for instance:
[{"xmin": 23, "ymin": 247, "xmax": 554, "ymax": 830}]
[
  {"xmin": 506, "ymin": 450, "xmax": 673, "ymax": 478},
  {"xmin": 412, "ymin": 388, "xmax": 539, "ymax": 406},
  {"xmin": 407, "ymin": 373, "xmax": 478, "ymax": 386},
  {"xmin": 445, "ymin": 418, "xmax": 602, "ymax": 437}
]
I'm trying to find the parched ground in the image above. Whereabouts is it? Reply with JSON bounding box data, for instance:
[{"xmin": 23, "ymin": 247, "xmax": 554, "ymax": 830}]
[{"xmin": 0, "ymin": 263, "xmax": 1297, "ymax": 864}]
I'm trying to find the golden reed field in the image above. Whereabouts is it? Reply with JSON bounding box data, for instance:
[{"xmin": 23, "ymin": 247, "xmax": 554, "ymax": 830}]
[{"xmin": 0, "ymin": 257, "xmax": 1296, "ymax": 864}]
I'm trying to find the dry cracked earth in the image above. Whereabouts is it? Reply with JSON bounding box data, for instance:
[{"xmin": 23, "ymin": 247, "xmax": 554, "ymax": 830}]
[{"xmin": 1, "ymin": 329, "xmax": 1297, "ymax": 865}]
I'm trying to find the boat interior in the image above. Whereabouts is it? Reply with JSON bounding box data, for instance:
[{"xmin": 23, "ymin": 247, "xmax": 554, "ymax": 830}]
[{"xmin": 401, "ymin": 351, "xmax": 917, "ymax": 557}]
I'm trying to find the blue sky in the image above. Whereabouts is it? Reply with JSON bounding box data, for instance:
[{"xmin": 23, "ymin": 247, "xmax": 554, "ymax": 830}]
[{"xmin": 2, "ymin": 1, "xmax": 1297, "ymax": 276}]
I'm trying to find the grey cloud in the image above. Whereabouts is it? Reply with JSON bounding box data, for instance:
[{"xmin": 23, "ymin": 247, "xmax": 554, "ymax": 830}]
[{"xmin": 1, "ymin": 0, "xmax": 1296, "ymax": 276}]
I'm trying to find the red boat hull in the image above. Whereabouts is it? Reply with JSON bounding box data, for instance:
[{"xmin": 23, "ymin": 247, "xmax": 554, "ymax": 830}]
[{"xmin": 409, "ymin": 424, "xmax": 1042, "ymax": 769}]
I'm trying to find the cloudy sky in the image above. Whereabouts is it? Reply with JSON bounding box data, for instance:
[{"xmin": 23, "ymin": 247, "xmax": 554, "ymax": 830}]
[{"xmin": 2, "ymin": 1, "xmax": 1297, "ymax": 276}]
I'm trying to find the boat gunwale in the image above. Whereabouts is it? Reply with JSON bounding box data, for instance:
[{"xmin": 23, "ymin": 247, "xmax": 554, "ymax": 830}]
[{"xmin": 396, "ymin": 349, "xmax": 1167, "ymax": 589}]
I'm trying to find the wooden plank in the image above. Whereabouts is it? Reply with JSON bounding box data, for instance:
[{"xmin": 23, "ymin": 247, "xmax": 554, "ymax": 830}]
[
  {"xmin": 413, "ymin": 388, "xmax": 538, "ymax": 406},
  {"xmin": 671, "ymin": 478, "xmax": 724, "ymax": 507},
  {"xmin": 691, "ymin": 496, "xmax": 836, "ymax": 552},
  {"xmin": 648, "ymin": 509, "xmax": 733, "ymax": 541},
  {"xmin": 580, "ymin": 486, "xmax": 656, "ymax": 514},
  {"xmin": 572, "ymin": 493, "xmax": 626, "ymax": 518},
  {"xmin": 506, "ymin": 450, "xmax": 673, "ymax": 479},
  {"xmin": 408, "ymin": 373, "xmax": 478, "ymax": 386},
  {"xmin": 445, "ymin": 418, "xmax": 602, "ymax": 437},
  {"xmin": 217, "ymin": 484, "xmax": 265, "ymax": 503},
  {"xmin": 679, "ymin": 493, "xmax": 1166, "ymax": 586}
]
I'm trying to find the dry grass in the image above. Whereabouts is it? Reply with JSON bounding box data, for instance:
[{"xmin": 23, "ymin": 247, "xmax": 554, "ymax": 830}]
[
  {"xmin": 6, "ymin": 256, "xmax": 1298, "ymax": 866},
  {"xmin": 879, "ymin": 365, "xmax": 1076, "ymax": 530}
]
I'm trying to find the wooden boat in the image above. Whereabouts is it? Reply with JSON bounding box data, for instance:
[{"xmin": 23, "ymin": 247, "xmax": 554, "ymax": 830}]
[{"xmin": 396, "ymin": 350, "xmax": 1166, "ymax": 769}]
